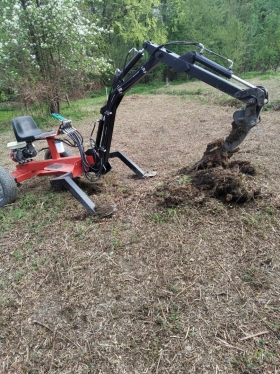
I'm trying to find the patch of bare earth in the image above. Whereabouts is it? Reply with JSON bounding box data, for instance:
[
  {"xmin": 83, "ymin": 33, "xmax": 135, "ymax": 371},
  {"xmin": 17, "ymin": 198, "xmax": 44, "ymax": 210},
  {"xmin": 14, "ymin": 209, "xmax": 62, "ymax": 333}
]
[
  {"xmin": 157, "ymin": 138, "xmax": 261, "ymax": 207},
  {"xmin": 1, "ymin": 92, "xmax": 280, "ymax": 373}
]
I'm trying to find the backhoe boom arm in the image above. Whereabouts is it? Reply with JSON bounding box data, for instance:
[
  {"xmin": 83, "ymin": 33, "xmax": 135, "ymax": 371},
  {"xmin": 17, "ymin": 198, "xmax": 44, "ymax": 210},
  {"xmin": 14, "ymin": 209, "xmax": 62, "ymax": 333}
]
[{"xmin": 96, "ymin": 41, "xmax": 268, "ymax": 173}]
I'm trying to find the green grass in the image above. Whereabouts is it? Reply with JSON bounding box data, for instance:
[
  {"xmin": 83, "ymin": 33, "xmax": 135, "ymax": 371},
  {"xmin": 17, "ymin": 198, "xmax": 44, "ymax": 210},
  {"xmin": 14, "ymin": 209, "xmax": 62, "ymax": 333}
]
[
  {"xmin": 1, "ymin": 70, "xmax": 280, "ymax": 133},
  {"xmin": 0, "ymin": 105, "xmax": 21, "ymax": 132},
  {"xmin": 0, "ymin": 191, "xmax": 68, "ymax": 234},
  {"xmin": 0, "ymin": 94, "xmax": 109, "ymax": 132},
  {"xmin": 0, "ymin": 80, "xmax": 189, "ymax": 131},
  {"xmin": 239, "ymin": 69, "xmax": 280, "ymax": 80}
]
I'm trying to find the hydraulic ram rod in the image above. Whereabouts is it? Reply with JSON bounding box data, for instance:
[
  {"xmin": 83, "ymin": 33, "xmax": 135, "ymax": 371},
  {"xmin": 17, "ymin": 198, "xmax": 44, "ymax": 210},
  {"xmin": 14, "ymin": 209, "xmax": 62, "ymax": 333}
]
[{"xmin": 142, "ymin": 41, "xmax": 255, "ymax": 102}]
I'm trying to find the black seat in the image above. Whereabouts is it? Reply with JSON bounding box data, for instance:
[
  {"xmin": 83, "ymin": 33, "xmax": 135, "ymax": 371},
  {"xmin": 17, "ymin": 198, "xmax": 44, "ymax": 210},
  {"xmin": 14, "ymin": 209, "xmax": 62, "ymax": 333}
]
[{"xmin": 12, "ymin": 116, "xmax": 56, "ymax": 142}]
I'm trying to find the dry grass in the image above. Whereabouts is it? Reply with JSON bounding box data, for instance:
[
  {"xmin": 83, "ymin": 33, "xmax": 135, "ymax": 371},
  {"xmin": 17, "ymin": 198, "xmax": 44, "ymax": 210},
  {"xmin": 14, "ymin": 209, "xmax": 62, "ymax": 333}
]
[{"xmin": 1, "ymin": 84, "xmax": 280, "ymax": 373}]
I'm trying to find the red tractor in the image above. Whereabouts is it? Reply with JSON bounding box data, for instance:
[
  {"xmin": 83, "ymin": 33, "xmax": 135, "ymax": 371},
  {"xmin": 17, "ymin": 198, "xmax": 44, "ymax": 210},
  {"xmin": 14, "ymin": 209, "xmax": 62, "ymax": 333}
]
[{"xmin": 0, "ymin": 41, "xmax": 268, "ymax": 214}]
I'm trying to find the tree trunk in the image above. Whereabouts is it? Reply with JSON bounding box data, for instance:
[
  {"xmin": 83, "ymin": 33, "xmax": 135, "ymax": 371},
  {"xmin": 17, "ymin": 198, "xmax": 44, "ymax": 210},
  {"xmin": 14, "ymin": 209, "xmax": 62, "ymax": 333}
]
[{"xmin": 49, "ymin": 99, "xmax": 60, "ymax": 114}]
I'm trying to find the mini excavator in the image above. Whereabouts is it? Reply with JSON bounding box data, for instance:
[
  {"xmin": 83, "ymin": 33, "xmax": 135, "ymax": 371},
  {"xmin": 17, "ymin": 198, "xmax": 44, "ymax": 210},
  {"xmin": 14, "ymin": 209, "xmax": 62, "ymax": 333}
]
[{"xmin": 0, "ymin": 41, "xmax": 268, "ymax": 214}]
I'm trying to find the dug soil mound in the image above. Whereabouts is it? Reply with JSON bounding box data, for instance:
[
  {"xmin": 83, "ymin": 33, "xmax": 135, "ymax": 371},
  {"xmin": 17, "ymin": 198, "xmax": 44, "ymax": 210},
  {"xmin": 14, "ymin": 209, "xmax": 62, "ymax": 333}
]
[{"xmin": 156, "ymin": 138, "xmax": 261, "ymax": 207}]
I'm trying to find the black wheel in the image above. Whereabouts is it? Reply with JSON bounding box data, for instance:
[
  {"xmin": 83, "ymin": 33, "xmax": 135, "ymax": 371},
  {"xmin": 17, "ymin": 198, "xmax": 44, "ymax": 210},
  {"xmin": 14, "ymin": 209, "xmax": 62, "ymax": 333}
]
[
  {"xmin": 0, "ymin": 166, "xmax": 18, "ymax": 207},
  {"xmin": 44, "ymin": 146, "xmax": 74, "ymax": 159}
]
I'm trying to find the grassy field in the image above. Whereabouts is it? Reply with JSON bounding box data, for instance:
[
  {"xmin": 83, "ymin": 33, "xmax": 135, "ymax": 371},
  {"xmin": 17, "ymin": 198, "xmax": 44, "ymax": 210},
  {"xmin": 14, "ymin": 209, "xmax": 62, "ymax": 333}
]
[{"xmin": 0, "ymin": 75, "xmax": 280, "ymax": 373}]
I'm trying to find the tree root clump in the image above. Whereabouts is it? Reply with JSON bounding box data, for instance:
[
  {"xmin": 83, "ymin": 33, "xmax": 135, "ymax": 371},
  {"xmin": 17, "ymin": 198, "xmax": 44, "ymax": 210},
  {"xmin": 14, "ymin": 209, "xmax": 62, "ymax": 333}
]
[{"xmin": 156, "ymin": 138, "xmax": 260, "ymax": 207}]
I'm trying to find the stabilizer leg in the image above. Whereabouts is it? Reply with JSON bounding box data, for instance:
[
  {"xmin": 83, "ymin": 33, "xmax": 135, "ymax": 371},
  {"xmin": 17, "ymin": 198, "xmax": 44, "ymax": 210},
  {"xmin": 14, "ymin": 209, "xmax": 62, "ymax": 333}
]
[
  {"xmin": 109, "ymin": 150, "xmax": 156, "ymax": 178},
  {"xmin": 50, "ymin": 173, "xmax": 96, "ymax": 215}
]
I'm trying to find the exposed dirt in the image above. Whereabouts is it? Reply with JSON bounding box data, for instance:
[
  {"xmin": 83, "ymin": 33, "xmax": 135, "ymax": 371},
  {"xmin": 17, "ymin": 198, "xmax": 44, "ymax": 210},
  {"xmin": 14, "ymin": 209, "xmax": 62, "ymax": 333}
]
[
  {"xmin": 157, "ymin": 138, "xmax": 261, "ymax": 207},
  {"xmin": 1, "ymin": 84, "xmax": 280, "ymax": 373}
]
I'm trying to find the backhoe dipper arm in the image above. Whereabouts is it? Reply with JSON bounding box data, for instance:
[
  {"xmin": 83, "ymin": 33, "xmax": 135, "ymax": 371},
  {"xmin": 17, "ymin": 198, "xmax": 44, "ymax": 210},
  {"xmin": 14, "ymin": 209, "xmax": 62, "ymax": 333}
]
[{"xmin": 96, "ymin": 41, "xmax": 268, "ymax": 172}]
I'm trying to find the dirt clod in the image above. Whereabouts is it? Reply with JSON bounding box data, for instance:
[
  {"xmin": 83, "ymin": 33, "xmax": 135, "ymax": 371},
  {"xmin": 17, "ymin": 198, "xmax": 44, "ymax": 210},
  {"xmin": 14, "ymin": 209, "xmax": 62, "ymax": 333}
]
[
  {"xmin": 157, "ymin": 139, "xmax": 260, "ymax": 206},
  {"xmin": 184, "ymin": 138, "xmax": 229, "ymax": 172},
  {"xmin": 191, "ymin": 167, "xmax": 259, "ymax": 203}
]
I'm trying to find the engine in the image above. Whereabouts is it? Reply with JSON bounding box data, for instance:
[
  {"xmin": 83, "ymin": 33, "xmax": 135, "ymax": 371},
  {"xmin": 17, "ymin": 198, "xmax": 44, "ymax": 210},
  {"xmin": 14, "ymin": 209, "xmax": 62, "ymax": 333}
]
[{"xmin": 8, "ymin": 142, "xmax": 37, "ymax": 163}]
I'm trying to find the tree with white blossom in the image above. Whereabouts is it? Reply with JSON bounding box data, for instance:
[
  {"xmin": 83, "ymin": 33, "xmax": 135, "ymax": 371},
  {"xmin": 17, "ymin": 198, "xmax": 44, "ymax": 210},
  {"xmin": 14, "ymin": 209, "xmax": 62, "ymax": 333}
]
[{"xmin": 0, "ymin": 0, "xmax": 111, "ymax": 112}]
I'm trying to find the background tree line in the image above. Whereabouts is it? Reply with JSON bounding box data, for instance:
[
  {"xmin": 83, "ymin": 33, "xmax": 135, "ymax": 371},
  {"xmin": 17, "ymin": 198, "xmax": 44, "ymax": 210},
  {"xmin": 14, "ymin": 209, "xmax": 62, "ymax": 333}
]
[{"xmin": 0, "ymin": 0, "xmax": 279, "ymax": 111}]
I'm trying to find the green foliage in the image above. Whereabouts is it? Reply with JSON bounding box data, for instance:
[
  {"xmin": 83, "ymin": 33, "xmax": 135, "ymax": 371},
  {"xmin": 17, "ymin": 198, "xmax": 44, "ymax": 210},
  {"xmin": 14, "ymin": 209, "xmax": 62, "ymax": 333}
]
[
  {"xmin": 0, "ymin": 0, "xmax": 111, "ymax": 111},
  {"xmin": 159, "ymin": 0, "xmax": 249, "ymax": 74},
  {"xmin": 160, "ymin": 0, "xmax": 280, "ymax": 74},
  {"xmin": 91, "ymin": 0, "xmax": 167, "ymax": 68},
  {"xmin": 0, "ymin": 91, "xmax": 7, "ymax": 102},
  {"xmin": 0, "ymin": 0, "xmax": 280, "ymax": 111}
]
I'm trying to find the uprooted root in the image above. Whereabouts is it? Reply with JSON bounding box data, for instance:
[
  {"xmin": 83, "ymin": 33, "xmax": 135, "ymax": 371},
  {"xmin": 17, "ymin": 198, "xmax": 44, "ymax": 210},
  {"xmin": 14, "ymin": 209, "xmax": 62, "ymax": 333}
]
[
  {"xmin": 156, "ymin": 139, "xmax": 260, "ymax": 207},
  {"xmin": 182, "ymin": 138, "xmax": 233, "ymax": 173}
]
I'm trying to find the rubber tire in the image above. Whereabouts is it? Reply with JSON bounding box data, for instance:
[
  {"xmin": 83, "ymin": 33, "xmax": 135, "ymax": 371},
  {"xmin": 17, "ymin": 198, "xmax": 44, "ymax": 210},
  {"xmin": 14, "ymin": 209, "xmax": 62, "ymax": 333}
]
[
  {"xmin": 44, "ymin": 146, "xmax": 74, "ymax": 160},
  {"xmin": 0, "ymin": 166, "xmax": 18, "ymax": 207}
]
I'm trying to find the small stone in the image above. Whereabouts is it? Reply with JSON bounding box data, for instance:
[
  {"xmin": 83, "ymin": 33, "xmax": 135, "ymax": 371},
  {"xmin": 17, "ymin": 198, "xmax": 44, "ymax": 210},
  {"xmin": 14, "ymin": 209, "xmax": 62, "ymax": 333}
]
[{"xmin": 92, "ymin": 323, "xmax": 101, "ymax": 330}]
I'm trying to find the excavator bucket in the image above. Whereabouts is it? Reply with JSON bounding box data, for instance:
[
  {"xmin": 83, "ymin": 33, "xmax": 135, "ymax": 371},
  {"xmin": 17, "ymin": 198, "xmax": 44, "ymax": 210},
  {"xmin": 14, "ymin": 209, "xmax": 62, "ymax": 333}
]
[{"xmin": 188, "ymin": 85, "xmax": 269, "ymax": 171}]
